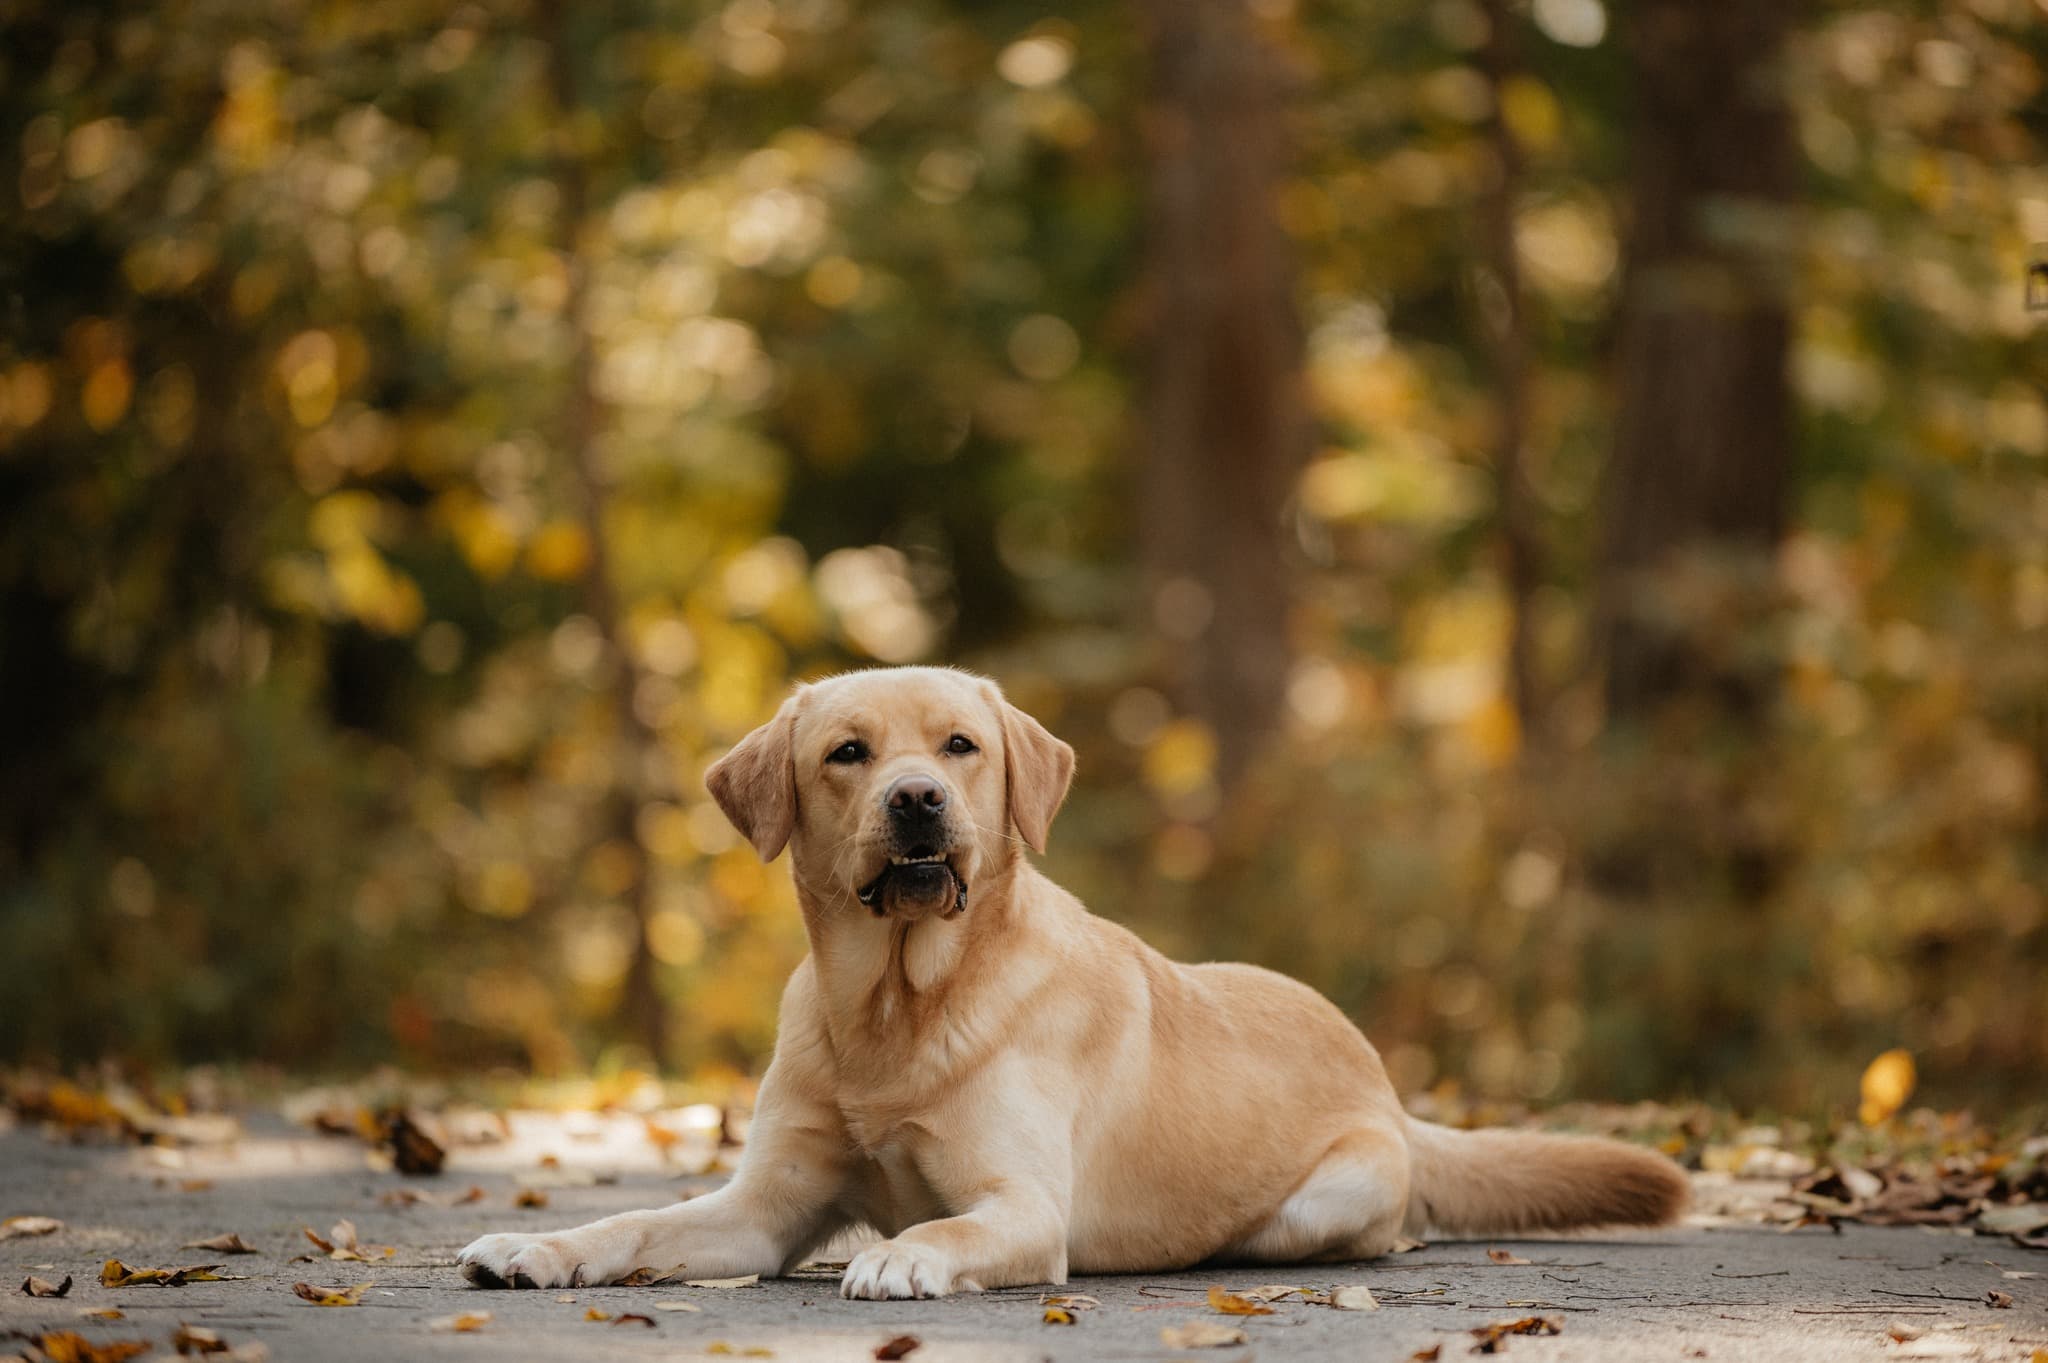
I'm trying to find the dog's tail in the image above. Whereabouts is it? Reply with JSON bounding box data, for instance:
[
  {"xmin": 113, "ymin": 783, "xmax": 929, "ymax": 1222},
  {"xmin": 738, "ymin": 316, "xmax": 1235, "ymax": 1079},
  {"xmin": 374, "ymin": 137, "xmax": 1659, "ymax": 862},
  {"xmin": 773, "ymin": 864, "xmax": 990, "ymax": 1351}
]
[{"xmin": 1400, "ymin": 1115, "xmax": 1688, "ymax": 1235}]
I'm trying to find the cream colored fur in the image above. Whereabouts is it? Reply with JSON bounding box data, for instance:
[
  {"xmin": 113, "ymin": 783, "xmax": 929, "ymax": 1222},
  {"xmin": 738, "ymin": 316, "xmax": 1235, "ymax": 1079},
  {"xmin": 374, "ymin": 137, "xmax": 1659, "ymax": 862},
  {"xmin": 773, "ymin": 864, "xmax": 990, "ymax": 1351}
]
[{"xmin": 458, "ymin": 666, "xmax": 1686, "ymax": 1300}]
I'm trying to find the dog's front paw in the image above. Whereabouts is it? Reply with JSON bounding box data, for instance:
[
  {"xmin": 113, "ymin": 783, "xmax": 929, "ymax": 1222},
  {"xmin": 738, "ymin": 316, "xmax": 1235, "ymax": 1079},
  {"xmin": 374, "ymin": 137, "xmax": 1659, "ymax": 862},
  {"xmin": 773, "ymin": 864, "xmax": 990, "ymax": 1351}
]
[
  {"xmin": 840, "ymin": 1240, "xmax": 973, "ymax": 1300},
  {"xmin": 458, "ymin": 1231, "xmax": 599, "ymax": 1289}
]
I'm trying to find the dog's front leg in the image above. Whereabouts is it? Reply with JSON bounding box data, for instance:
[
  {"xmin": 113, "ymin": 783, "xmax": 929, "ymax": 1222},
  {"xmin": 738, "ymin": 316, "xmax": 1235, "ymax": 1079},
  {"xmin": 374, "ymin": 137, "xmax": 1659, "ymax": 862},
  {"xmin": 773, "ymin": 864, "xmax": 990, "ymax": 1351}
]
[
  {"xmin": 841, "ymin": 1059, "xmax": 1073, "ymax": 1300},
  {"xmin": 460, "ymin": 1054, "xmax": 854, "ymax": 1289}
]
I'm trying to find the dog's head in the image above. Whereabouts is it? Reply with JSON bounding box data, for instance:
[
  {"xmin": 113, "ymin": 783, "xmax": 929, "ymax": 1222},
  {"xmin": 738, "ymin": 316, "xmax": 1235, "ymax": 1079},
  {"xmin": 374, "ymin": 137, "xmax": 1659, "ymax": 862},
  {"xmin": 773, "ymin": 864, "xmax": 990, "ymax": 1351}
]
[{"xmin": 705, "ymin": 667, "xmax": 1074, "ymax": 921}]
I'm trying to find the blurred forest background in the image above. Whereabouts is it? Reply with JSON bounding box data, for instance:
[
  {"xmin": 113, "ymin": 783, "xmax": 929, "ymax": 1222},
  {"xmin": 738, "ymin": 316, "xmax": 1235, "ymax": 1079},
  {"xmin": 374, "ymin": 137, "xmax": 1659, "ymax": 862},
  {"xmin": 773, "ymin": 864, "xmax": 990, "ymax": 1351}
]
[{"xmin": 3, "ymin": 0, "xmax": 2044, "ymax": 1114}]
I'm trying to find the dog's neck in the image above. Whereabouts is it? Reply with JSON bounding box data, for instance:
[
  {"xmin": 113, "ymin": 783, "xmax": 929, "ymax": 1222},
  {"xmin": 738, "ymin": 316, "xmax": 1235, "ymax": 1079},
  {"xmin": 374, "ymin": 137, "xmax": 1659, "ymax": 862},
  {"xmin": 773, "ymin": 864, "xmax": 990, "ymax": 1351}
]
[{"xmin": 793, "ymin": 848, "xmax": 1030, "ymax": 1045}]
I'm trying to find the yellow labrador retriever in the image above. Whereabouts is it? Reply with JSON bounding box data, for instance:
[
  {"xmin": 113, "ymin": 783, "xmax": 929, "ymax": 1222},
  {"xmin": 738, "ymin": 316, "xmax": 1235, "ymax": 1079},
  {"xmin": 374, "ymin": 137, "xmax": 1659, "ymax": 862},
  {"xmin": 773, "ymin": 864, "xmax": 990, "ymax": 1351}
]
[{"xmin": 459, "ymin": 666, "xmax": 1685, "ymax": 1299}]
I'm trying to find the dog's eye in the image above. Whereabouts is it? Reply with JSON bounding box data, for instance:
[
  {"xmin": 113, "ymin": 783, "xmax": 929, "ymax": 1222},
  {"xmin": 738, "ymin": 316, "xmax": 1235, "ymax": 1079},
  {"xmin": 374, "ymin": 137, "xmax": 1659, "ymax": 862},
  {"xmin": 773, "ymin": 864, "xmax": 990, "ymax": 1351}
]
[
  {"xmin": 826, "ymin": 740, "xmax": 867, "ymax": 765},
  {"xmin": 945, "ymin": 734, "xmax": 977, "ymax": 755}
]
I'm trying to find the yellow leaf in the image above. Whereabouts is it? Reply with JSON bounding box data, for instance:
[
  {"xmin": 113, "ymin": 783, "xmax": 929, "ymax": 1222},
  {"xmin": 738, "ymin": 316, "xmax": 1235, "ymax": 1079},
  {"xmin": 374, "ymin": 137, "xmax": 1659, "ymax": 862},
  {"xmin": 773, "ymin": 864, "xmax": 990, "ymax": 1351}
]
[
  {"xmin": 431, "ymin": 1312, "xmax": 492, "ymax": 1332},
  {"xmin": 526, "ymin": 521, "xmax": 592, "ymax": 582},
  {"xmin": 0, "ymin": 1215, "xmax": 63, "ymax": 1240},
  {"xmin": 1207, "ymin": 1285, "xmax": 1275, "ymax": 1316},
  {"xmin": 1042, "ymin": 1307, "xmax": 1074, "ymax": 1325},
  {"xmin": 292, "ymin": 1281, "xmax": 371, "ymax": 1307},
  {"xmin": 1859, "ymin": 1049, "xmax": 1916, "ymax": 1126}
]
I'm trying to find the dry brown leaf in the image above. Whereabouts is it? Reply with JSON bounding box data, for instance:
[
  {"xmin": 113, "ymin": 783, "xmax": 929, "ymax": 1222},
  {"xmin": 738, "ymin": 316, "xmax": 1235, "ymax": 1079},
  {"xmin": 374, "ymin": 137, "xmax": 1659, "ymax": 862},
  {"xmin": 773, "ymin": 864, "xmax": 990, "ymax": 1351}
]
[
  {"xmin": 1984, "ymin": 1289, "xmax": 2013, "ymax": 1308},
  {"xmin": 1486, "ymin": 1249, "xmax": 1532, "ymax": 1265},
  {"xmin": 1206, "ymin": 1285, "xmax": 1275, "ymax": 1316},
  {"xmin": 0, "ymin": 1214, "xmax": 63, "ymax": 1240},
  {"xmin": 619, "ymin": 1265, "xmax": 687, "ymax": 1286},
  {"xmin": 182, "ymin": 1233, "xmax": 258, "ymax": 1254},
  {"xmin": 22, "ymin": 1274, "xmax": 72, "ymax": 1297},
  {"xmin": 305, "ymin": 1219, "xmax": 393, "ymax": 1262},
  {"xmin": 612, "ymin": 1313, "xmax": 656, "ymax": 1328},
  {"xmin": 292, "ymin": 1280, "xmax": 371, "ymax": 1307},
  {"xmin": 875, "ymin": 1335, "xmax": 921, "ymax": 1360},
  {"xmin": 1040, "ymin": 1293, "xmax": 1101, "ymax": 1310},
  {"xmin": 430, "ymin": 1311, "xmax": 493, "ymax": 1333},
  {"xmin": 1159, "ymin": 1321, "xmax": 1248, "ymax": 1348},
  {"xmin": 1042, "ymin": 1306, "xmax": 1075, "ymax": 1325},
  {"xmin": 513, "ymin": 1188, "xmax": 549, "ymax": 1209},
  {"xmin": 1470, "ymin": 1315, "xmax": 1563, "ymax": 1354},
  {"xmin": 1410, "ymin": 1348, "xmax": 1442, "ymax": 1363},
  {"xmin": 78, "ymin": 1308, "xmax": 125, "ymax": 1321},
  {"xmin": 685, "ymin": 1273, "xmax": 761, "ymax": 1288},
  {"xmin": 21, "ymin": 1330, "xmax": 153, "ymax": 1363},
  {"xmin": 99, "ymin": 1259, "xmax": 229, "ymax": 1287},
  {"xmin": 1330, "ymin": 1284, "xmax": 1379, "ymax": 1311},
  {"xmin": 382, "ymin": 1109, "xmax": 446, "ymax": 1175},
  {"xmin": 172, "ymin": 1323, "xmax": 231, "ymax": 1355},
  {"xmin": 179, "ymin": 1180, "xmax": 214, "ymax": 1193}
]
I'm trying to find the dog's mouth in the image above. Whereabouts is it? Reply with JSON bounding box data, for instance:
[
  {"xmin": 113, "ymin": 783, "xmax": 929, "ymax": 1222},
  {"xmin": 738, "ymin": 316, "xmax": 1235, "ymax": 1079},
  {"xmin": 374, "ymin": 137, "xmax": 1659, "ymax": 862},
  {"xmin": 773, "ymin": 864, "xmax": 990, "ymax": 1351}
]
[{"xmin": 855, "ymin": 849, "xmax": 968, "ymax": 920}]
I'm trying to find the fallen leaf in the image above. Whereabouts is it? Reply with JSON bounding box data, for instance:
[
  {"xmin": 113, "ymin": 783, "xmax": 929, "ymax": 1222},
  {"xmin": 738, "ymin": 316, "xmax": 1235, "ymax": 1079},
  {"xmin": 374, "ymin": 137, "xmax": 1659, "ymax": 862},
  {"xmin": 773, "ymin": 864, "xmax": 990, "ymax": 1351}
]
[
  {"xmin": 1979, "ymin": 1204, "xmax": 2048, "ymax": 1236},
  {"xmin": 20, "ymin": 1331, "xmax": 152, "ymax": 1363},
  {"xmin": 652, "ymin": 1300, "xmax": 702, "ymax": 1313},
  {"xmin": 685, "ymin": 1274, "xmax": 761, "ymax": 1288},
  {"xmin": 875, "ymin": 1336, "xmax": 921, "ymax": 1360},
  {"xmin": 22, "ymin": 1274, "xmax": 72, "ymax": 1297},
  {"xmin": 172, "ymin": 1324, "xmax": 230, "ymax": 1355},
  {"xmin": 1042, "ymin": 1307, "xmax": 1075, "ymax": 1325},
  {"xmin": 1858, "ymin": 1049, "xmax": 1916, "ymax": 1126},
  {"xmin": 1410, "ymin": 1349, "xmax": 1442, "ymax": 1363},
  {"xmin": 1040, "ymin": 1293, "xmax": 1101, "ymax": 1309},
  {"xmin": 1470, "ymin": 1315, "xmax": 1563, "ymax": 1354},
  {"xmin": 78, "ymin": 1308, "xmax": 125, "ymax": 1320},
  {"xmin": 99, "ymin": 1259, "xmax": 229, "ymax": 1288},
  {"xmin": 513, "ymin": 1188, "xmax": 550, "ymax": 1209},
  {"xmin": 304, "ymin": 1219, "xmax": 394, "ymax": 1262},
  {"xmin": 1159, "ymin": 1321, "xmax": 1248, "ymax": 1348},
  {"xmin": 1885, "ymin": 1321, "xmax": 1927, "ymax": 1343},
  {"xmin": 182, "ymin": 1233, "xmax": 258, "ymax": 1254},
  {"xmin": 382, "ymin": 1108, "xmax": 447, "ymax": 1175},
  {"xmin": 1330, "ymin": 1285, "xmax": 1379, "ymax": 1311},
  {"xmin": 292, "ymin": 1280, "xmax": 371, "ymax": 1306},
  {"xmin": 705, "ymin": 1345, "xmax": 775, "ymax": 1357},
  {"xmin": 585, "ymin": 1308, "xmax": 614, "ymax": 1322},
  {"xmin": 178, "ymin": 1179, "xmax": 215, "ymax": 1193},
  {"xmin": 1984, "ymin": 1289, "xmax": 2013, "ymax": 1308},
  {"xmin": 1486, "ymin": 1249, "xmax": 1532, "ymax": 1265},
  {"xmin": 0, "ymin": 1214, "xmax": 63, "ymax": 1240},
  {"xmin": 1207, "ymin": 1285, "xmax": 1275, "ymax": 1316},
  {"xmin": 2004, "ymin": 1269, "xmax": 2039, "ymax": 1279},
  {"xmin": 431, "ymin": 1311, "xmax": 493, "ymax": 1332},
  {"xmin": 612, "ymin": 1313, "xmax": 656, "ymax": 1328},
  {"xmin": 1233, "ymin": 1286, "xmax": 1301, "ymax": 1303}
]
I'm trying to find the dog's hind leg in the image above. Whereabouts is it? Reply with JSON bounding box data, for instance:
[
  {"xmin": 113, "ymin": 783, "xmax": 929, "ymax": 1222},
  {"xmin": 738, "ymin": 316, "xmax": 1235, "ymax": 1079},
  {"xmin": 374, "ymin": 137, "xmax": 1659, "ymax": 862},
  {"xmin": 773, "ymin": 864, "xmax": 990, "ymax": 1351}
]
[{"xmin": 1222, "ymin": 1123, "xmax": 1411, "ymax": 1264}]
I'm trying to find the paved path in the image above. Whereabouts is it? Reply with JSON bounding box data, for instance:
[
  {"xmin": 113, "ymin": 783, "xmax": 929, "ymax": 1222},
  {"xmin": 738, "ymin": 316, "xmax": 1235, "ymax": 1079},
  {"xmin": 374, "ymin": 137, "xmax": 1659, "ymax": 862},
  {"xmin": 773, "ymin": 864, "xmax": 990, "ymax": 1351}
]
[{"xmin": 4, "ymin": 1113, "xmax": 2044, "ymax": 1362}]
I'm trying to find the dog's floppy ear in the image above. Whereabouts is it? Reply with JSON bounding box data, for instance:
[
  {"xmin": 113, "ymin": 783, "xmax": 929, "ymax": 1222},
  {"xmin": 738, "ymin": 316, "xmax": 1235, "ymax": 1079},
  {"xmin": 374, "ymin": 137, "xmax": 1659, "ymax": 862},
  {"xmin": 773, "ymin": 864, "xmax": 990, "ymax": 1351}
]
[
  {"xmin": 705, "ymin": 694, "xmax": 800, "ymax": 861},
  {"xmin": 993, "ymin": 688, "xmax": 1075, "ymax": 853}
]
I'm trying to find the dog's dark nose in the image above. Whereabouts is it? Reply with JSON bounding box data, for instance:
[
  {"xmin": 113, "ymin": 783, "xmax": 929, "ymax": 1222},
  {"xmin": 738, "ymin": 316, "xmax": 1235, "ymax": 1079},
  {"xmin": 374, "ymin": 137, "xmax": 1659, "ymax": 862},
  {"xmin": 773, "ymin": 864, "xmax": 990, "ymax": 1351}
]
[{"xmin": 885, "ymin": 774, "xmax": 947, "ymax": 815}]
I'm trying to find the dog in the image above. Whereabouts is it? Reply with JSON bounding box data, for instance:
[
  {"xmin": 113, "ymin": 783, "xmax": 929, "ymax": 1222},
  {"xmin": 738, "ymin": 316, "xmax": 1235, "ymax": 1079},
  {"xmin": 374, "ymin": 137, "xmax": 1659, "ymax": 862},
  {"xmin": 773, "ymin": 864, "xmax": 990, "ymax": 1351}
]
[{"xmin": 458, "ymin": 666, "xmax": 1686, "ymax": 1299}]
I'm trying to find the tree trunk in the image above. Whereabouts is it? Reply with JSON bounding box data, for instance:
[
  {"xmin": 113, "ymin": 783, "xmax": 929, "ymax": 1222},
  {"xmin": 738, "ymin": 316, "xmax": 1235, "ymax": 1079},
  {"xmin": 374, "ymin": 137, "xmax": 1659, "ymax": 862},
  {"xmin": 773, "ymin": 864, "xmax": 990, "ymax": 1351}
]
[
  {"xmin": 1136, "ymin": 0, "xmax": 1305, "ymax": 792},
  {"xmin": 1596, "ymin": 0, "xmax": 1797, "ymax": 720},
  {"xmin": 539, "ymin": 0, "xmax": 668, "ymax": 1066},
  {"xmin": 1478, "ymin": 0, "xmax": 1541, "ymax": 741}
]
